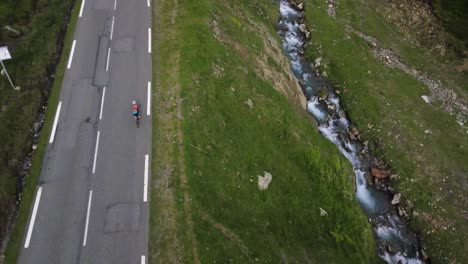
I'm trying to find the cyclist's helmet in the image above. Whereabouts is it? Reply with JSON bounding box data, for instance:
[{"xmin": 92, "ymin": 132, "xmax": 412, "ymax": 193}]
[{"xmin": 132, "ymin": 101, "xmax": 136, "ymax": 105}]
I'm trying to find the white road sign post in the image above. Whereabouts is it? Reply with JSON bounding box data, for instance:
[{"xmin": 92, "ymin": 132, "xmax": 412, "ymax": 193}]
[{"xmin": 0, "ymin": 46, "xmax": 20, "ymax": 91}]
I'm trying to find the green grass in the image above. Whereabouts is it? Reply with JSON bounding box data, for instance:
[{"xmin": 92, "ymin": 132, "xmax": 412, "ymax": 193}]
[
  {"xmin": 151, "ymin": 0, "xmax": 380, "ymax": 263},
  {"xmin": 302, "ymin": 0, "xmax": 468, "ymax": 262},
  {"xmin": 2, "ymin": 0, "xmax": 81, "ymax": 262}
]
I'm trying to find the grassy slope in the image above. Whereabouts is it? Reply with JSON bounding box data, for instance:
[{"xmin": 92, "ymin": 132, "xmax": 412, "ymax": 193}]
[
  {"xmin": 432, "ymin": 0, "xmax": 468, "ymax": 49},
  {"xmin": 302, "ymin": 0, "xmax": 468, "ymax": 263},
  {"xmin": 0, "ymin": 0, "xmax": 73, "ymax": 243},
  {"xmin": 2, "ymin": 0, "xmax": 80, "ymax": 262},
  {"xmin": 152, "ymin": 0, "xmax": 380, "ymax": 263}
]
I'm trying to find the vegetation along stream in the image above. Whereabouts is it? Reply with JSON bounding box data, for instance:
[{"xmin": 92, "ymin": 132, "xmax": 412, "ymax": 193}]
[{"xmin": 278, "ymin": 1, "xmax": 426, "ymax": 263}]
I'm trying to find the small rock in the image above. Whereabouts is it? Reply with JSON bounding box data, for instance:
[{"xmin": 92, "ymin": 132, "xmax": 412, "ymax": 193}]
[
  {"xmin": 314, "ymin": 62, "xmax": 321, "ymax": 68},
  {"xmin": 258, "ymin": 171, "xmax": 272, "ymax": 191},
  {"xmin": 245, "ymin": 99, "xmax": 253, "ymax": 109},
  {"xmin": 321, "ymin": 71, "xmax": 328, "ymax": 77},
  {"xmin": 398, "ymin": 206, "xmax": 407, "ymax": 218},
  {"xmin": 412, "ymin": 210, "xmax": 419, "ymax": 217},
  {"xmin": 424, "ymin": 129, "xmax": 432, "ymax": 134},
  {"xmin": 32, "ymin": 145, "xmax": 37, "ymax": 150},
  {"xmin": 305, "ymin": 31, "xmax": 311, "ymax": 39},
  {"xmin": 298, "ymin": 24, "xmax": 307, "ymax": 34},
  {"xmin": 314, "ymin": 57, "xmax": 322, "ymax": 65},
  {"xmin": 364, "ymin": 172, "xmax": 373, "ymax": 185},
  {"xmin": 296, "ymin": 2, "xmax": 304, "ymax": 10},
  {"xmin": 348, "ymin": 131, "xmax": 356, "ymax": 141},
  {"xmin": 351, "ymin": 127, "xmax": 359, "ymax": 136},
  {"xmin": 389, "ymin": 174, "xmax": 399, "ymax": 181},
  {"xmin": 320, "ymin": 207, "xmax": 328, "ymax": 216},
  {"xmin": 371, "ymin": 168, "xmax": 388, "ymax": 179},
  {"xmin": 391, "ymin": 193, "xmax": 401, "ymax": 205},
  {"xmin": 421, "ymin": 95, "xmax": 430, "ymax": 103}
]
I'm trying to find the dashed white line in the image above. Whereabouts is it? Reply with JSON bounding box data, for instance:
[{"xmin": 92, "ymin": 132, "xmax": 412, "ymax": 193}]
[
  {"xmin": 143, "ymin": 154, "xmax": 149, "ymax": 202},
  {"xmin": 141, "ymin": 255, "xmax": 146, "ymax": 264},
  {"xmin": 49, "ymin": 101, "xmax": 62, "ymax": 143},
  {"xmin": 24, "ymin": 187, "xmax": 43, "ymax": 249},
  {"xmin": 147, "ymin": 0, "xmax": 150, "ymax": 7},
  {"xmin": 110, "ymin": 16, "xmax": 115, "ymax": 40},
  {"xmin": 148, "ymin": 28, "xmax": 151, "ymax": 54},
  {"xmin": 92, "ymin": 131, "xmax": 100, "ymax": 174},
  {"xmin": 83, "ymin": 190, "xmax": 93, "ymax": 247},
  {"xmin": 67, "ymin": 40, "xmax": 76, "ymax": 69},
  {"xmin": 99, "ymin": 87, "xmax": 106, "ymax": 120},
  {"xmin": 106, "ymin": 48, "xmax": 111, "ymax": 71},
  {"xmin": 79, "ymin": 0, "xmax": 86, "ymax": 17},
  {"xmin": 113, "ymin": 0, "xmax": 117, "ymax": 10},
  {"xmin": 147, "ymin": 82, "xmax": 151, "ymax": 116}
]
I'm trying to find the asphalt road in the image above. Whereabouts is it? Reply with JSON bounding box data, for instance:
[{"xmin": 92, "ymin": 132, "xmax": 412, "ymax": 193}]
[{"xmin": 18, "ymin": 0, "xmax": 152, "ymax": 263}]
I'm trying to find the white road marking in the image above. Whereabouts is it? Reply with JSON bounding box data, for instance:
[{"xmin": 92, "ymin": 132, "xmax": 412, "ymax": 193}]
[
  {"xmin": 141, "ymin": 255, "xmax": 146, "ymax": 264},
  {"xmin": 92, "ymin": 131, "xmax": 100, "ymax": 174},
  {"xmin": 143, "ymin": 154, "xmax": 149, "ymax": 202},
  {"xmin": 106, "ymin": 48, "xmax": 111, "ymax": 71},
  {"xmin": 83, "ymin": 190, "xmax": 93, "ymax": 247},
  {"xmin": 148, "ymin": 28, "xmax": 151, "ymax": 54},
  {"xmin": 49, "ymin": 101, "xmax": 62, "ymax": 143},
  {"xmin": 110, "ymin": 16, "xmax": 115, "ymax": 40},
  {"xmin": 67, "ymin": 40, "xmax": 76, "ymax": 69},
  {"xmin": 147, "ymin": 82, "xmax": 151, "ymax": 116},
  {"xmin": 99, "ymin": 87, "xmax": 106, "ymax": 120},
  {"xmin": 24, "ymin": 187, "xmax": 42, "ymax": 248},
  {"xmin": 147, "ymin": 0, "xmax": 150, "ymax": 7},
  {"xmin": 113, "ymin": 0, "xmax": 117, "ymax": 10},
  {"xmin": 79, "ymin": 0, "xmax": 86, "ymax": 17}
]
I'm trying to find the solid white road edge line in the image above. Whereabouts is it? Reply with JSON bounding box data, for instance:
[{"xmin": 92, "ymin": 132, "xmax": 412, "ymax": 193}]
[
  {"xmin": 110, "ymin": 16, "xmax": 115, "ymax": 40},
  {"xmin": 99, "ymin": 87, "xmax": 106, "ymax": 120},
  {"xmin": 141, "ymin": 255, "xmax": 146, "ymax": 264},
  {"xmin": 92, "ymin": 131, "xmax": 100, "ymax": 174},
  {"xmin": 114, "ymin": 0, "xmax": 117, "ymax": 10},
  {"xmin": 83, "ymin": 190, "xmax": 93, "ymax": 247},
  {"xmin": 106, "ymin": 47, "xmax": 111, "ymax": 71},
  {"xmin": 147, "ymin": 82, "xmax": 151, "ymax": 116},
  {"xmin": 24, "ymin": 187, "xmax": 43, "ymax": 248},
  {"xmin": 67, "ymin": 40, "xmax": 76, "ymax": 69},
  {"xmin": 49, "ymin": 101, "xmax": 62, "ymax": 143},
  {"xmin": 144, "ymin": 154, "xmax": 149, "ymax": 202},
  {"xmin": 79, "ymin": 0, "xmax": 85, "ymax": 17},
  {"xmin": 148, "ymin": 28, "xmax": 151, "ymax": 54}
]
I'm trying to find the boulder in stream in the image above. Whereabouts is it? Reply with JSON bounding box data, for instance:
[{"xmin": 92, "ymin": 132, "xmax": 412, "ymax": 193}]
[
  {"xmin": 391, "ymin": 193, "xmax": 401, "ymax": 205},
  {"xmin": 371, "ymin": 168, "xmax": 389, "ymax": 180},
  {"xmin": 299, "ymin": 23, "xmax": 307, "ymax": 34},
  {"xmin": 296, "ymin": 3, "xmax": 304, "ymax": 11}
]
